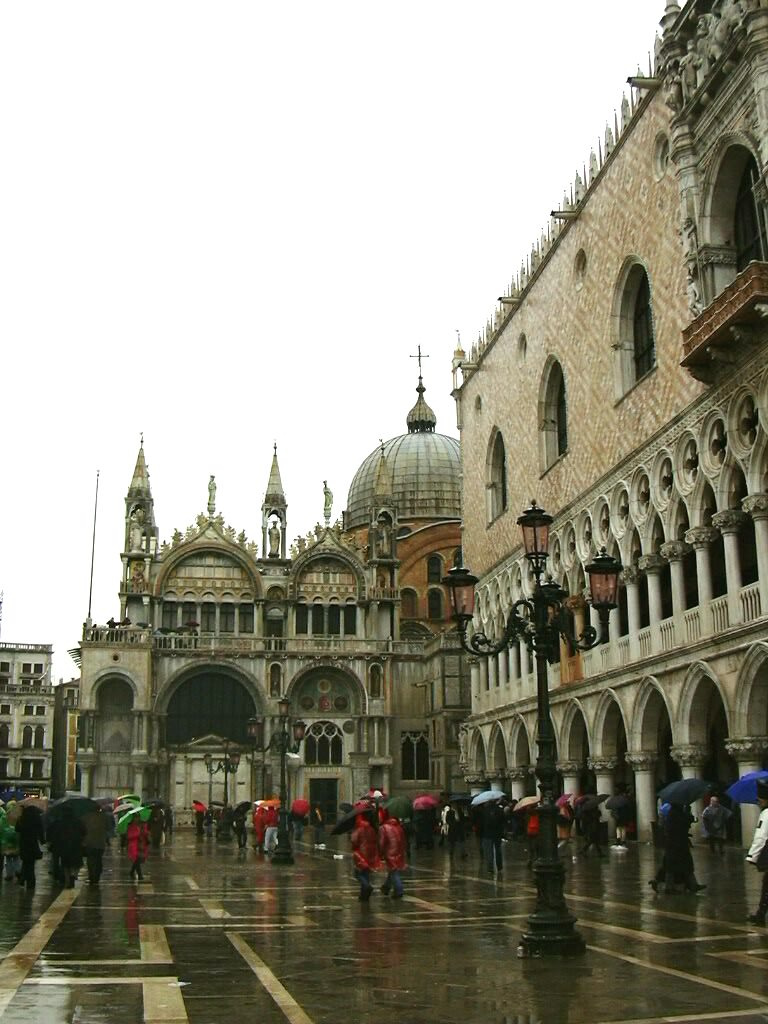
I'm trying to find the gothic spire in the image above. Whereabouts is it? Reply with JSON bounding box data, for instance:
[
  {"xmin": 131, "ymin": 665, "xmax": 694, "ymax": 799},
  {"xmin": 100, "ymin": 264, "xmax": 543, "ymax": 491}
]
[
  {"xmin": 406, "ymin": 375, "xmax": 437, "ymax": 434},
  {"xmin": 264, "ymin": 442, "xmax": 286, "ymax": 506},
  {"xmin": 127, "ymin": 434, "xmax": 152, "ymax": 498}
]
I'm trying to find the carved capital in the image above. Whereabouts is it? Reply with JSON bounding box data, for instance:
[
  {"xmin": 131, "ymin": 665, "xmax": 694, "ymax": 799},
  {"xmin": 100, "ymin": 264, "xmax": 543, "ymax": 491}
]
[
  {"xmin": 711, "ymin": 509, "xmax": 747, "ymax": 533},
  {"xmin": 621, "ymin": 566, "xmax": 642, "ymax": 586},
  {"xmin": 684, "ymin": 526, "xmax": 720, "ymax": 549},
  {"xmin": 556, "ymin": 760, "xmax": 583, "ymax": 776},
  {"xmin": 588, "ymin": 756, "xmax": 618, "ymax": 773},
  {"xmin": 724, "ymin": 736, "xmax": 768, "ymax": 762},
  {"xmin": 625, "ymin": 750, "xmax": 658, "ymax": 772},
  {"xmin": 660, "ymin": 540, "xmax": 692, "ymax": 562},
  {"xmin": 670, "ymin": 743, "xmax": 708, "ymax": 768},
  {"xmin": 507, "ymin": 766, "xmax": 533, "ymax": 782},
  {"xmin": 639, "ymin": 553, "xmax": 666, "ymax": 574},
  {"xmin": 464, "ymin": 774, "xmax": 488, "ymax": 788},
  {"xmin": 743, "ymin": 493, "xmax": 768, "ymax": 520},
  {"xmin": 564, "ymin": 594, "xmax": 587, "ymax": 613}
]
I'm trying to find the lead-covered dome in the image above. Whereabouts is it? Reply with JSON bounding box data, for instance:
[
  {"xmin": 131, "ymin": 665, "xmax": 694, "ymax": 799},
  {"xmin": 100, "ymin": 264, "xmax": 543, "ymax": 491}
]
[{"xmin": 345, "ymin": 377, "xmax": 462, "ymax": 529}]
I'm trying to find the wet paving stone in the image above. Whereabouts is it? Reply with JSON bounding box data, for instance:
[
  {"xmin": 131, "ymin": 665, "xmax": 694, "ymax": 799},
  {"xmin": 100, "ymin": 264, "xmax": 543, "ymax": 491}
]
[{"xmin": 0, "ymin": 834, "xmax": 767, "ymax": 1021}]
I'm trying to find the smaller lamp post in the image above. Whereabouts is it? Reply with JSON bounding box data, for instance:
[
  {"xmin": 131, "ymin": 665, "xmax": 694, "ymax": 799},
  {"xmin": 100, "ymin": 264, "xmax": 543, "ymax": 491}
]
[
  {"xmin": 246, "ymin": 716, "xmax": 264, "ymax": 805},
  {"xmin": 271, "ymin": 697, "xmax": 307, "ymax": 866},
  {"xmin": 444, "ymin": 501, "xmax": 622, "ymax": 958},
  {"xmin": 202, "ymin": 743, "xmax": 241, "ymax": 837}
]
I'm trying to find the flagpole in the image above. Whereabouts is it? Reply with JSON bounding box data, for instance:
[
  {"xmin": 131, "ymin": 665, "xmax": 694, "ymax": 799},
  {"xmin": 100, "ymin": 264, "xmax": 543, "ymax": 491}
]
[{"xmin": 87, "ymin": 470, "xmax": 100, "ymax": 625}]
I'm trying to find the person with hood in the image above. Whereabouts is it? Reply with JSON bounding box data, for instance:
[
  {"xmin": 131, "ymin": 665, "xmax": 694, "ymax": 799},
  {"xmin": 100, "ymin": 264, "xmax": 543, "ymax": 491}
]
[
  {"xmin": 350, "ymin": 808, "xmax": 380, "ymax": 901},
  {"xmin": 378, "ymin": 808, "xmax": 407, "ymax": 898},
  {"xmin": 252, "ymin": 805, "xmax": 267, "ymax": 852},
  {"xmin": 126, "ymin": 816, "xmax": 150, "ymax": 882},
  {"xmin": 16, "ymin": 805, "xmax": 45, "ymax": 889},
  {"xmin": 46, "ymin": 806, "xmax": 84, "ymax": 889},
  {"xmin": 701, "ymin": 795, "xmax": 731, "ymax": 855},
  {"xmin": 82, "ymin": 807, "xmax": 109, "ymax": 884},
  {"xmin": 746, "ymin": 778, "xmax": 768, "ymax": 923}
]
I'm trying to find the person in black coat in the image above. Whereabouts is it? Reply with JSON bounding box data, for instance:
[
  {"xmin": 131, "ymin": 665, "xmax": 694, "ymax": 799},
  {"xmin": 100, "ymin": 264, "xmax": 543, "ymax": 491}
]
[
  {"xmin": 650, "ymin": 804, "xmax": 705, "ymax": 893},
  {"xmin": 16, "ymin": 806, "xmax": 45, "ymax": 890}
]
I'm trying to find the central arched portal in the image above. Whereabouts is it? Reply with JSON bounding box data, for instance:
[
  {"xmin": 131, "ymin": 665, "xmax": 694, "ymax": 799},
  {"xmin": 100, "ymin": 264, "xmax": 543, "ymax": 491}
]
[{"xmin": 165, "ymin": 671, "xmax": 258, "ymax": 745}]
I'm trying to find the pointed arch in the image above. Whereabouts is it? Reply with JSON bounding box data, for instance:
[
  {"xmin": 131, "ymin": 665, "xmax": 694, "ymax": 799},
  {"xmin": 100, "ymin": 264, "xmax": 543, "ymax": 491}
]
[
  {"xmin": 538, "ymin": 356, "xmax": 568, "ymax": 471},
  {"xmin": 734, "ymin": 642, "xmax": 768, "ymax": 736}
]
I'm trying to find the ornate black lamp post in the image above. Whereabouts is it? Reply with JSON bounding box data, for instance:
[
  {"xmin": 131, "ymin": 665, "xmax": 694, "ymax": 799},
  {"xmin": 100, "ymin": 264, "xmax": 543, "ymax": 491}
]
[
  {"xmin": 203, "ymin": 744, "xmax": 241, "ymax": 836},
  {"xmin": 256, "ymin": 696, "xmax": 307, "ymax": 864},
  {"xmin": 246, "ymin": 716, "xmax": 264, "ymax": 805},
  {"xmin": 443, "ymin": 501, "xmax": 621, "ymax": 958}
]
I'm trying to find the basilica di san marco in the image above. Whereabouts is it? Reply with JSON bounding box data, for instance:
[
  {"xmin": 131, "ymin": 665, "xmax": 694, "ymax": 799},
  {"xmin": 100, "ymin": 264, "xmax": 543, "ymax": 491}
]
[{"xmin": 74, "ymin": 374, "xmax": 470, "ymax": 823}]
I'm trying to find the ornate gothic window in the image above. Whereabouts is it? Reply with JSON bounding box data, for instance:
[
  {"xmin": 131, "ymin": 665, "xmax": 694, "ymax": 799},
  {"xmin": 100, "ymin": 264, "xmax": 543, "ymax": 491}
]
[
  {"xmin": 614, "ymin": 261, "xmax": 656, "ymax": 396},
  {"xmin": 735, "ymin": 155, "xmax": 766, "ymax": 271},
  {"xmin": 487, "ymin": 430, "xmax": 508, "ymax": 521},
  {"xmin": 304, "ymin": 721, "xmax": 343, "ymax": 766},
  {"xmin": 401, "ymin": 730, "xmax": 430, "ymax": 780},
  {"xmin": 539, "ymin": 360, "xmax": 568, "ymax": 470}
]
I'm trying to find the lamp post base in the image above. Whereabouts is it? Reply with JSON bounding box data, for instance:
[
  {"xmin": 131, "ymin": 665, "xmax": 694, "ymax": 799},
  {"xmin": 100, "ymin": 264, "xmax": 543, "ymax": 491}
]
[
  {"xmin": 517, "ymin": 915, "xmax": 586, "ymax": 958},
  {"xmin": 271, "ymin": 824, "xmax": 294, "ymax": 865}
]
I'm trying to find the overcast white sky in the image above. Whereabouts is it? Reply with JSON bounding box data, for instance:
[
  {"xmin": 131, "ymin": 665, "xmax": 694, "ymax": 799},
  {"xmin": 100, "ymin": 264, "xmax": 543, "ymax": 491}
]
[{"xmin": 0, "ymin": 2, "xmax": 672, "ymax": 679}]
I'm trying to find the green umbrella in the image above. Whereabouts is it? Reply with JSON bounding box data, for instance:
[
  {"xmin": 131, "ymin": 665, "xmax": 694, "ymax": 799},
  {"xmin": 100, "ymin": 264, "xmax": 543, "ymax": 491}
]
[
  {"xmin": 384, "ymin": 796, "xmax": 413, "ymax": 821},
  {"xmin": 116, "ymin": 805, "xmax": 153, "ymax": 833}
]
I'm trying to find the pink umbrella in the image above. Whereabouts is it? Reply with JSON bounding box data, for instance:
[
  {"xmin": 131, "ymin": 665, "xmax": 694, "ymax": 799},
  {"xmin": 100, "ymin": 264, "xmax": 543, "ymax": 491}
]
[
  {"xmin": 556, "ymin": 793, "xmax": 573, "ymax": 808},
  {"xmin": 413, "ymin": 794, "xmax": 440, "ymax": 811}
]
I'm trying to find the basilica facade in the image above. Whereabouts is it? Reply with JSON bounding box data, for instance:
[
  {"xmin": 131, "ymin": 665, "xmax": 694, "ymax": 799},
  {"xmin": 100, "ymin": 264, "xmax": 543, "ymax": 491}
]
[
  {"xmin": 453, "ymin": 0, "xmax": 768, "ymax": 844},
  {"xmin": 75, "ymin": 380, "xmax": 469, "ymax": 822}
]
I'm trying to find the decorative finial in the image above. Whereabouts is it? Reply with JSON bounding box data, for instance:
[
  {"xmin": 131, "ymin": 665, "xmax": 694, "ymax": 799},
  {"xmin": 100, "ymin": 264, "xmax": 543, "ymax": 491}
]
[
  {"xmin": 207, "ymin": 475, "xmax": 216, "ymax": 516},
  {"xmin": 140, "ymin": 432, "xmax": 144, "ymax": 446},
  {"xmin": 323, "ymin": 481, "xmax": 333, "ymax": 527},
  {"xmin": 410, "ymin": 345, "xmax": 430, "ymax": 376}
]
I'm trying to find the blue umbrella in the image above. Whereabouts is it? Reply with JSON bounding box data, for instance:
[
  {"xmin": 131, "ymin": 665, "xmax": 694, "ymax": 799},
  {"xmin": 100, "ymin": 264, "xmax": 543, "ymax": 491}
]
[
  {"xmin": 657, "ymin": 778, "xmax": 712, "ymax": 805},
  {"xmin": 725, "ymin": 770, "xmax": 768, "ymax": 805},
  {"xmin": 470, "ymin": 790, "xmax": 507, "ymax": 807}
]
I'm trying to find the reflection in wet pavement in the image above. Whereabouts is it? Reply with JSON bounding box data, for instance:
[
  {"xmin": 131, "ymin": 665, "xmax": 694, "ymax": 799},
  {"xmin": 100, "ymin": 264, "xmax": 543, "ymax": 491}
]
[{"xmin": 0, "ymin": 833, "xmax": 766, "ymax": 1022}]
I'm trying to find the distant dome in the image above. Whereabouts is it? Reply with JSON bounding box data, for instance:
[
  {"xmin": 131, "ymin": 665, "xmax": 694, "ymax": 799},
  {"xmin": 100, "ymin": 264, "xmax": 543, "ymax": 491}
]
[{"xmin": 345, "ymin": 377, "xmax": 462, "ymax": 530}]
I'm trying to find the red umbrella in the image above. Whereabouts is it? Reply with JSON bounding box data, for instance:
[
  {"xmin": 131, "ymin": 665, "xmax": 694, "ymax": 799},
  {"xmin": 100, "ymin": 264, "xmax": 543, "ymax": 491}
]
[
  {"xmin": 291, "ymin": 798, "xmax": 310, "ymax": 817},
  {"xmin": 413, "ymin": 794, "xmax": 439, "ymax": 811},
  {"xmin": 192, "ymin": 800, "xmax": 207, "ymax": 813}
]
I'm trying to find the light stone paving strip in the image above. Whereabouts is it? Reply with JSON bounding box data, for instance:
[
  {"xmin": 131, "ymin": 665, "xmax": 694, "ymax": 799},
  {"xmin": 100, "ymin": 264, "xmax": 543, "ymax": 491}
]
[
  {"xmin": 0, "ymin": 888, "xmax": 78, "ymax": 1016},
  {"xmin": 585, "ymin": 944, "xmax": 768, "ymax": 1008},
  {"xmin": 227, "ymin": 933, "xmax": 315, "ymax": 1024}
]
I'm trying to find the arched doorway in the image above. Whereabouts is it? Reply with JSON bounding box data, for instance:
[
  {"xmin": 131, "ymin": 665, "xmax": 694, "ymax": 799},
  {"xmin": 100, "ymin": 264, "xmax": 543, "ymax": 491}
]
[
  {"xmin": 93, "ymin": 677, "xmax": 135, "ymax": 797},
  {"xmin": 165, "ymin": 671, "xmax": 257, "ymax": 745}
]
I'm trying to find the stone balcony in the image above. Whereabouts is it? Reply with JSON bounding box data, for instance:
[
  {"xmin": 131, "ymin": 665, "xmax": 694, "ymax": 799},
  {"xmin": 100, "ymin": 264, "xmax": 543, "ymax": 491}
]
[{"xmin": 681, "ymin": 261, "xmax": 768, "ymax": 383}]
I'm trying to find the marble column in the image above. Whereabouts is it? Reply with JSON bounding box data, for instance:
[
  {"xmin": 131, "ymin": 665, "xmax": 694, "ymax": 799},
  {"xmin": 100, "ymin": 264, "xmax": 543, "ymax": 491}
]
[
  {"xmin": 660, "ymin": 540, "xmax": 691, "ymax": 624},
  {"xmin": 743, "ymin": 494, "xmax": 768, "ymax": 616},
  {"xmin": 469, "ymin": 658, "xmax": 481, "ymax": 699},
  {"xmin": 556, "ymin": 760, "xmax": 582, "ymax": 800},
  {"xmin": 684, "ymin": 525, "xmax": 718, "ymax": 636},
  {"xmin": 670, "ymin": 743, "xmax": 709, "ymax": 825},
  {"xmin": 639, "ymin": 553, "xmax": 665, "ymax": 651},
  {"xmin": 498, "ymin": 648, "xmax": 509, "ymax": 687},
  {"xmin": 507, "ymin": 767, "xmax": 530, "ymax": 801},
  {"xmin": 588, "ymin": 756, "xmax": 618, "ymax": 830},
  {"xmin": 712, "ymin": 509, "xmax": 747, "ymax": 627},
  {"xmin": 625, "ymin": 751, "xmax": 658, "ymax": 843},
  {"xmin": 79, "ymin": 764, "xmax": 92, "ymax": 797},
  {"xmin": 488, "ymin": 657, "xmax": 497, "ymax": 690},
  {"xmin": 622, "ymin": 566, "xmax": 641, "ymax": 661},
  {"xmin": 725, "ymin": 737, "xmax": 768, "ymax": 846}
]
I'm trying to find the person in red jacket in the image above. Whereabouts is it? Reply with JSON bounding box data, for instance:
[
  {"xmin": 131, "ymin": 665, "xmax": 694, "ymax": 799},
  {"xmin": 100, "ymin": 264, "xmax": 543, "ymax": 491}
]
[
  {"xmin": 350, "ymin": 810, "xmax": 380, "ymax": 901},
  {"xmin": 378, "ymin": 809, "xmax": 407, "ymax": 898},
  {"xmin": 126, "ymin": 818, "xmax": 149, "ymax": 881}
]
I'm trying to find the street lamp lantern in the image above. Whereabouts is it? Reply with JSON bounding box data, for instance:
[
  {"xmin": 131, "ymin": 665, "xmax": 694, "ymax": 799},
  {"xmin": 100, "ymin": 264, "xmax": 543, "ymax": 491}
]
[
  {"xmin": 246, "ymin": 716, "xmax": 263, "ymax": 747},
  {"xmin": 292, "ymin": 719, "xmax": 307, "ymax": 743},
  {"xmin": 202, "ymin": 744, "xmax": 241, "ymax": 832},
  {"xmin": 444, "ymin": 501, "xmax": 622, "ymax": 958},
  {"xmin": 518, "ymin": 500, "xmax": 553, "ymax": 575}
]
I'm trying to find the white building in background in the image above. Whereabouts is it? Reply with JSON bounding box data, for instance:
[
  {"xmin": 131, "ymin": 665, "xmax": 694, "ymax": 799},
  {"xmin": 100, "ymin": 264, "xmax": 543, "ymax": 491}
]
[
  {"xmin": 0, "ymin": 643, "xmax": 55, "ymax": 795},
  {"xmin": 453, "ymin": 1, "xmax": 768, "ymax": 845}
]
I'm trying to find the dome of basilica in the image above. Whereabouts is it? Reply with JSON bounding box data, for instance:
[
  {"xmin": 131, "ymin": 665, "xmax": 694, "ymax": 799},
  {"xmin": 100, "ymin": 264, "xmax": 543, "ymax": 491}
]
[{"xmin": 345, "ymin": 377, "xmax": 462, "ymax": 530}]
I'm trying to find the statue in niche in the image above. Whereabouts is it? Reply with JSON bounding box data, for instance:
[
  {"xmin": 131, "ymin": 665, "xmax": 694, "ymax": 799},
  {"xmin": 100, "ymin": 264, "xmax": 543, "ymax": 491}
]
[
  {"xmin": 129, "ymin": 506, "xmax": 145, "ymax": 552},
  {"xmin": 679, "ymin": 40, "xmax": 698, "ymax": 103},
  {"xmin": 268, "ymin": 520, "xmax": 281, "ymax": 558},
  {"xmin": 375, "ymin": 514, "xmax": 392, "ymax": 558},
  {"xmin": 130, "ymin": 562, "xmax": 145, "ymax": 593},
  {"xmin": 323, "ymin": 481, "xmax": 333, "ymax": 524},
  {"xmin": 207, "ymin": 475, "xmax": 216, "ymax": 514},
  {"xmin": 458, "ymin": 723, "xmax": 469, "ymax": 768}
]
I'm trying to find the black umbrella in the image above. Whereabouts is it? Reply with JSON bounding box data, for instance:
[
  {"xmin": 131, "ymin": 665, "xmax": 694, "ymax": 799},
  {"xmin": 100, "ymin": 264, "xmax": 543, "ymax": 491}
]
[
  {"xmin": 46, "ymin": 795, "xmax": 99, "ymax": 822},
  {"xmin": 234, "ymin": 801, "xmax": 251, "ymax": 815},
  {"xmin": 338, "ymin": 802, "xmax": 353, "ymax": 813},
  {"xmin": 604, "ymin": 794, "xmax": 630, "ymax": 812},
  {"xmin": 657, "ymin": 778, "xmax": 712, "ymax": 805},
  {"xmin": 577, "ymin": 794, "xmax": 609, "ymax": 812},
  {"xmin": 330, "ymin": 803, "xmax": 377, "ymax": 836}
]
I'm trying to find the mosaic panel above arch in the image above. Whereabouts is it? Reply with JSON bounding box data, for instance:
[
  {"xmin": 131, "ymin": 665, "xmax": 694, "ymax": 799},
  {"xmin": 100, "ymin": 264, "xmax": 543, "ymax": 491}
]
[{"xmin": 292, "ymin": 668, "xmax": 361, "ymax": 717}]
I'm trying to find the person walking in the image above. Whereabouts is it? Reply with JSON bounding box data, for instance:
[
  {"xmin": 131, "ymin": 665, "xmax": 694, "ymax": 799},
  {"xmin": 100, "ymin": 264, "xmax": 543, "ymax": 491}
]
[
  {"xmin": 311, "ymin": 805, "xmax": 325, "ymax": 849},
  {"xmin": 481, "ymin": 800, "xmax": 504, "ymax": 875},
  {"xmin": 1, "ymin": 813, "xmax": 21, "ymax": 882},
  {"xmin": 233, "ymin": 807, "xmax": 247, "ymax": 850},
  {"xmin": 16, "ymin": 806, "xmax": 45, "ymax": 890},
  {"xmin": 263, "ymin": 804, "xmax": 279, "ymax": 854},
  {"xmin": 82, "ymin": 807, "xmax": 109, "ymax": 885},
  {"xmin": 701, "ymin": 795, "xmax": 731, "ymax": 856},
  {"xmin": 579, "ymin": 802, "xmax": 605, "ymax": 857},
  {"xmin": 127, "ymin": 817, "xmax": 149, "ymax": 882},
  {"xmin": 525, "ymin": 807, "xmax": 541, "ymax": 868},
  {"xmin": 47, "ymin": 806, "xmax": 85, "ymax": 889},
  {"xmin": 378, "ymin": 808, "xmax": 407, "ymax": 898},
  {"xmin": 653, "ymin": 803, "xmax": 705, "ymax": 893},
  {"xmin": 350, "ymin": 809, "xmax": 380, "ymax": 901},
  {"xmin": 252, "ymin": 805, "xmax": 267, "ymax": 852},
  {"xmin": 746, "ymin": 778, "xmax": 768, "ymax": 923},
  {"xmin": 148, "ymin": 806, "xmax": 165, "ymax": 849},
  {"xmin": 445, "ymin": 804, "xmax": 467, "ymax": 859}
]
